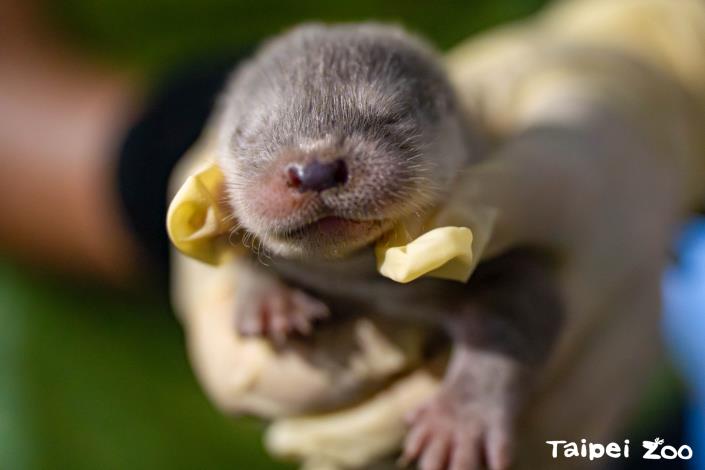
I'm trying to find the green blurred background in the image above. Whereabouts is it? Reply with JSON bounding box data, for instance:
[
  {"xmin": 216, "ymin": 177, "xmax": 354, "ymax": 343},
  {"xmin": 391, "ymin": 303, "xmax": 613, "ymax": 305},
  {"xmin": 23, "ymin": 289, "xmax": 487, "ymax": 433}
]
[
  {"xmin": 0, "ymin": 0, "xmax": 683, "ymax": 469},
  {"xmin": 46, "ymin": 0, "xmax": 547, "ymax": 78}
]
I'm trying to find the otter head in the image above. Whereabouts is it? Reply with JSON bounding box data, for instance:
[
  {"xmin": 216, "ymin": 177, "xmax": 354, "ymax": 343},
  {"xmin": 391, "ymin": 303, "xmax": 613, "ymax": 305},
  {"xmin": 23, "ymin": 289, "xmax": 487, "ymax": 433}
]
[{"xmin": 219, "ymin": 23, "xmax": 470, "ymax": 259}]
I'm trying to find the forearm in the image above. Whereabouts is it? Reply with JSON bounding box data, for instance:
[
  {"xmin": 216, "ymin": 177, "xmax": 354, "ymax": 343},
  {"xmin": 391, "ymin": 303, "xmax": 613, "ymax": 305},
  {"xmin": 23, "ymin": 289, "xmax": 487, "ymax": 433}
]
[{"xmin": 0, "ymin": 1, "xmax": 145, "ymax": 281}]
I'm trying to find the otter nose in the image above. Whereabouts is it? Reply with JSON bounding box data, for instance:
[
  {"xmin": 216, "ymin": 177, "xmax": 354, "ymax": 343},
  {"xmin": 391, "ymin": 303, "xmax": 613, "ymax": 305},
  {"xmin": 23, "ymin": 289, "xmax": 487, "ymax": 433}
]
[{"xmin": 286, "ymin": 159, "xmax": 348, "ymax": 192}]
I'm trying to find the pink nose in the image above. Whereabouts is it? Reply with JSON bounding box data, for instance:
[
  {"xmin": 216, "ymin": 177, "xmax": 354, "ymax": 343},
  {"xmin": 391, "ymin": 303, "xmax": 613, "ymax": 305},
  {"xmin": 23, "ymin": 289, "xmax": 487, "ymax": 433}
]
[{"xmin": 286, "ymin": 159, "xmax": 348, "ymax": 192}]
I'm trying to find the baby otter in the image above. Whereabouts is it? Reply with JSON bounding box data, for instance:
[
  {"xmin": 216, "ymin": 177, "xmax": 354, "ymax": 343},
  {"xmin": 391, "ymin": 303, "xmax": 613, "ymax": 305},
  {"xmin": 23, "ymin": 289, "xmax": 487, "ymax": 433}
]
[{"xmin": 217, "ymin": 23, "xmax": 563, "ymax": 470}]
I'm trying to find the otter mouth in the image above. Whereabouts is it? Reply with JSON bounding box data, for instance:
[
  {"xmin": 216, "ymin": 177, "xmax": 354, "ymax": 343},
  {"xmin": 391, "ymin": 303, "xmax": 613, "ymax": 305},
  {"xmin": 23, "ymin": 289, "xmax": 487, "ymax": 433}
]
[
  {"xmin": 278, "ymin": 216, "xmax": 380, "ymax": 240},
  {"xmin": 266, "ymin": 215, "xmax": 392, "ymax": 257}
]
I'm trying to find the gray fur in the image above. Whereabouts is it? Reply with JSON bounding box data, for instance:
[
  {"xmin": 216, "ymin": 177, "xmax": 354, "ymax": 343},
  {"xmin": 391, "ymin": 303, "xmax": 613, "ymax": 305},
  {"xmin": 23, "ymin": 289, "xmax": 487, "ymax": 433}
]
[{"xmin": 217, "ymin": 23, "xmax": 470, "ymax": 258}]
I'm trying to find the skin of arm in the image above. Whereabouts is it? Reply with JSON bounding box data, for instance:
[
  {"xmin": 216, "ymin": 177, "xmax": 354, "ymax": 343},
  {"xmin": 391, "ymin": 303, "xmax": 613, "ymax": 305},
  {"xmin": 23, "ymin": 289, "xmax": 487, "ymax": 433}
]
[{"xmin": 0, "ymin": 1, "xmax": 144, "ymax": 282}]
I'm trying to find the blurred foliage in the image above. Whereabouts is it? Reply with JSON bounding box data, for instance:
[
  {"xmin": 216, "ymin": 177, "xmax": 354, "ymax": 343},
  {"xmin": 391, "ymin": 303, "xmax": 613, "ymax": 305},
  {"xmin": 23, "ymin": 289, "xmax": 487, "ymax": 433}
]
[
  {"xmin": 0, "ymin": 261, "xmax": 293, "ymax": 469},
  {"xmin": 45, "ymin": 0, "xmax": 548, "ymax": 76}
]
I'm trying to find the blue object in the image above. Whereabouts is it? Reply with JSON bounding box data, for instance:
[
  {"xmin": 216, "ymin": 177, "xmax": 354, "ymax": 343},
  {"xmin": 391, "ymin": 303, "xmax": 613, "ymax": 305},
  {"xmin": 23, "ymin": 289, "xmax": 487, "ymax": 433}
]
[{"xmin": 663, "ymin": 219, "xmax": 705, "ymax": 470}]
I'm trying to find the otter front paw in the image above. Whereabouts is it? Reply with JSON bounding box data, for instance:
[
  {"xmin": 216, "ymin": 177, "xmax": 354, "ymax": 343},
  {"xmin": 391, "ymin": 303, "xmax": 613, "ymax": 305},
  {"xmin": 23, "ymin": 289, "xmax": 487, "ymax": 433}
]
[
  {"xmin": 235, "ymin": 282, "xmax": 329, "ymax": 344},
  {"xmin": 401, "ymin": 390, "xmax": 514, "ymax": 470}
]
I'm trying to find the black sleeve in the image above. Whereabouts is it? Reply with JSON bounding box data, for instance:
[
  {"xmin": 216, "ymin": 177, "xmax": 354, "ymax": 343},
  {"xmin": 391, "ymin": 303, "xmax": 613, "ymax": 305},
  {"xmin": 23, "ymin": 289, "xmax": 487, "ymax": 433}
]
[{"xmin": 116, "ymin": 50, "xmax": 251, "ymax": 279}]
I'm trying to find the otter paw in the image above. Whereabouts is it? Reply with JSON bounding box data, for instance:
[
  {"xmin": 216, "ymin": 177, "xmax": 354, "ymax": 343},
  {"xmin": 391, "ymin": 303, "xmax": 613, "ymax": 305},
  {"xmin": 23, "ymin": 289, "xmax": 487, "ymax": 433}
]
[
  {"xmin": 235, "ymin": 284, "xmax": 329, "ymax": 344},
  {"xmin": 400, "ymin": 393, "xmax": 514, "ymax": 470}
]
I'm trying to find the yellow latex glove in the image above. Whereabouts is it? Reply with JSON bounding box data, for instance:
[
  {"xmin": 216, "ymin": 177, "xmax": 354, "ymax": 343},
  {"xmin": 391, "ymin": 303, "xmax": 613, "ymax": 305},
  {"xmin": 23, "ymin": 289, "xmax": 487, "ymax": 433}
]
[
  {"xmin": 167, "ymin": 163, "xmax": 478, "ymax": 283},
  {"xmin": 166, "ymin": 163, "xmax": 241, "ymax": 265},
  {"xmin": 375, "ymin": 223, "xmax": 474, "ymax": 283}
]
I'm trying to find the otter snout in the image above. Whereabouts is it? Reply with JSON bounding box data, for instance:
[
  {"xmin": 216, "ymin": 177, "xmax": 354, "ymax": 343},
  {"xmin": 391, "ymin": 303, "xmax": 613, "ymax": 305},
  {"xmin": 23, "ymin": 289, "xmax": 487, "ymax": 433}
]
[{"xmin": 286, "ymin": 159, "xmax": 348, "ymax": 193}]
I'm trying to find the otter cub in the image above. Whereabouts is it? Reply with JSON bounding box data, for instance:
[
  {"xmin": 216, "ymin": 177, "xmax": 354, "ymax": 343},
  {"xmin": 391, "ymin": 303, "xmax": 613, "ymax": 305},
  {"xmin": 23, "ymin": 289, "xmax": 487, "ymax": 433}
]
[{"xmin": 217, "ymin": 23, "xmax": 563, "ymax": 470}]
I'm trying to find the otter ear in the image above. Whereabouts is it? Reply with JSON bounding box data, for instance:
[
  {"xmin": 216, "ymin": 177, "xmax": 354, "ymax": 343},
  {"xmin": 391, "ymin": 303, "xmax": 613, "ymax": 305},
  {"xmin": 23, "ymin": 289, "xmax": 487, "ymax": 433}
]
[{"xmin": 166, "ymin": 163, "xmax": 238, "ymax": 265}]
